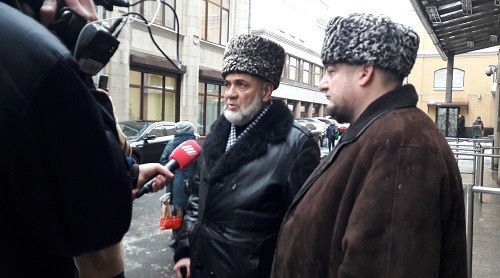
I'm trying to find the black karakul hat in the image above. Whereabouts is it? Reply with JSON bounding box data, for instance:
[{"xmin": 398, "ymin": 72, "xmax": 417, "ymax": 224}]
[
  {"xmin": 321, "ymin": 13, "xmax": 420, "ymax": 78},
  {"xmin": 222, "ymin": 34, "xmax": 285, "ymax": 89}
]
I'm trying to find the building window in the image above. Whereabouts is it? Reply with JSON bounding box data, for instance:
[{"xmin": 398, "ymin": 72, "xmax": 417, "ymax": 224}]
[
  {"xmin": 201, "ymin": 0, "xmax": 230, "ymax": 45},
  {"xmin": 129, "ymin": 70, "xmax": 177, "ymax": 121},
  {"xmin": 282, "ymin": 55, "xmax": 322, "ymax": 86},
  {"xmin": 313, "ymin": 64, "xmax": 322, "ymax": 86},
  {"xmin": 302, "ymin": 61, "xmax": 311, "ymax": 84},
  {"xmin": 434, "ymin": 68, "xmax": 465, "ymax": 90},
  {"xmin": 198, "ymin": 82, "xmax": 224, "ymax": 135},
  {"xmin": 133, "ymin": 0, "xmax": 177, "ymax": 30},
  {"xmin": 287, "ymin": 55, "xmax": 299, "ymax": 81}
]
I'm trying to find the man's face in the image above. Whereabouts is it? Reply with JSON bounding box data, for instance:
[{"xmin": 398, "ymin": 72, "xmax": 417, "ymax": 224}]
[
  {"xmin": 223, "ymin": 73, "xmax": 267, "ymax": 126},
  {"xmin": 319, "ymin": 63, "xmax": 359, "ymax": 123}
]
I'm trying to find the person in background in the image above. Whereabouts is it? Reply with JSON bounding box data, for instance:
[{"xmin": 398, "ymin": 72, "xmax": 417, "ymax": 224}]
[
  {"xmin": 457, "ymin": 114, "xmax": 465, "ymax": 138},
  {"xmin": 325, "ymin": 121, "xmax": 338, "ymax": 152},
  {"xmin": 472, "ymin": 116, "xmax": 484, "ymax": 138},
  {"xmin": 160, "ymin": 121, "xmax": 198, "ymax": 249},
  {"xmin": 272, "ymin": 13, "xmax": 467, "ymax": 277},
  {"xmin": 173, "ymin": 34, "xmax": 320, "ymax": 278},
  {"xmin": 478, "ymin": 116, "xmax": 485, "ymax": 136},
  {"xmin": 0, "ymin": 1, "xmax": 172, "ymax": 277}
]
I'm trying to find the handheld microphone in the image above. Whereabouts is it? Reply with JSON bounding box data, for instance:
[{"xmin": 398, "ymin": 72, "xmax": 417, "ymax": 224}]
[{"xmin": 136, "ymin": 139, "xmax": 202, "ymax": 198}]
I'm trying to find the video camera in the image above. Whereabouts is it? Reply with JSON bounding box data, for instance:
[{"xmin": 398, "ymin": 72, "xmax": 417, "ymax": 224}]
[
  {"xmin": 50, "ymin": 1, "xmax": 130, "ymax": 75},
  {"xmin": 11, "ymin": 0, "xmax": 127, "ymax": 75},
  {"xmin": 12, "ymin": 0, "xmax": 181, "ymax": 74}
]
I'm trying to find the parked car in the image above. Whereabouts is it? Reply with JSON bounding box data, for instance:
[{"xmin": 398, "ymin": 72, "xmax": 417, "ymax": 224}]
[
  {"xmin": 297, "ymin": 118, "xmax": 327, "ymax": 145},
  {"xmin": 314, "ymin": 116, "xmax": 350, "ymax": 134},
  {"xmin": 119, "ymin": 120, "xmax": 177, "ymax": 163},
  {"xmin": 314, "ymin": 116, "xmax": 336, "ymax": 126},
  {"xmin": 294, "ymin": 119, "xmax": 323, "ymax": 146},
  {"xmin": 337, "ymin": 123, "xmax": 350, "ymax": 134}
]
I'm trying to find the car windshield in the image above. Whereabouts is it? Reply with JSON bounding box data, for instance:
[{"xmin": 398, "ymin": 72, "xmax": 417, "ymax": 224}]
[{"xmin": 120, "ymin": 121, "xmax": 151, "ymax": 140}]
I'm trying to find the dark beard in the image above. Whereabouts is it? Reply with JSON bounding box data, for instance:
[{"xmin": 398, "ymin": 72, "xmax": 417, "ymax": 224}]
[{"xmin": 325, "ymin": 105, "xmax": 349, "ymax": 124}]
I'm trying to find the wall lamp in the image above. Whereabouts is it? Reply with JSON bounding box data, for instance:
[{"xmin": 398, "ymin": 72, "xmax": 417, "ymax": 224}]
[
  {"xmin": 491, "ymin": 35, "xmax": 498, "ymax": 45},
  {"xmin": 425, "ymin": 6, "xmax": 442, "ymax": 23},
  {"xmin": 462, "ymin": 0, "xmax": 473, "ymax": 15},
  {"xmin": 467, "ymin": 40, "xmax": 475, "ymax": 50}
]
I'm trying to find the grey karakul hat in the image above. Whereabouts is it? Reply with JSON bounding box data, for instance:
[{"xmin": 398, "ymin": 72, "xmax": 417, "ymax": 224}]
[
  {"xmin": 321, "ymin": 13, "xmax": 420, "ymax": 78},
  {"xmin": 222, "ymin": 34, "xmax": 285, "ymax": 89}
]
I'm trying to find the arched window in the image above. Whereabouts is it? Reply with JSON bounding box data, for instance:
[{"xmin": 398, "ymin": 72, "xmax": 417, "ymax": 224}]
[{"xmin": 433, "ymin": 68, "xmax": 465, "ymax": 90}]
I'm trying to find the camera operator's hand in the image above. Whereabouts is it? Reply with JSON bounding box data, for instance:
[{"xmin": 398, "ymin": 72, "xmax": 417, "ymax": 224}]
[
  {"xmin": 40, "ymin": 0, "xmax": 97, "ymax": 27},
  {"xmin": 132, "ymin": 163, "xmax": 174, "ymax": 199}
]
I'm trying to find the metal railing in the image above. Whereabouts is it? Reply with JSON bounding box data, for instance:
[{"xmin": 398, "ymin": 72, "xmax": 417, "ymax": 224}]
[
  {"xmin": 464, "ymin": 183, "xmax": 500, "ymax": 278},
  {"xmin": 448, "ymin": 139, "xmax": 500, "ymax": 278}
]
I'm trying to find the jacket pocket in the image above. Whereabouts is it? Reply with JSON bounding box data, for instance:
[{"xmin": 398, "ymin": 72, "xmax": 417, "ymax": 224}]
[{"xmin": 193, "ymin": 225, "xmax": 262, "ymax": 278}]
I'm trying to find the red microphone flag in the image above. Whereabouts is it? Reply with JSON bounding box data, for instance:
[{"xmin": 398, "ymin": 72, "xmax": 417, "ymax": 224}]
[{"xmin": 169, "ymin": 139, "xmax": 201, "ymax": 170}]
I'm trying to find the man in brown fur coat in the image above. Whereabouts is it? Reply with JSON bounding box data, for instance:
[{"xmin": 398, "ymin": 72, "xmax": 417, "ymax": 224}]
[{"xmin": 272, "ymin": 13, "xmax": 467, "ymax": 278}]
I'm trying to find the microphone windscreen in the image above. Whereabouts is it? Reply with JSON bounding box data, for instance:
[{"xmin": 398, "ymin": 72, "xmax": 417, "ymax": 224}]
[{"xmin": 169, "ymin": 139, "xmax": 201, "ymax": 169}]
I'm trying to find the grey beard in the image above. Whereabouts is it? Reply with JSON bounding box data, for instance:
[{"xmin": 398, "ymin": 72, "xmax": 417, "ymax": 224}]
[{"xmin": 224, "ymin": 94, "xmax": 263, "ymax": 126}]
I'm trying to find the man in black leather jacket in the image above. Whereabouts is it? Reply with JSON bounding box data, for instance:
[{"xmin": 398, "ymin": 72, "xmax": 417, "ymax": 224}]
[
  {"xmin": 173, "ymin": 34, "xmax": 321, "ymax": 278},
  {"xmin": 0, "ymin": 1, "xmax": 172, "ymax": 276}
]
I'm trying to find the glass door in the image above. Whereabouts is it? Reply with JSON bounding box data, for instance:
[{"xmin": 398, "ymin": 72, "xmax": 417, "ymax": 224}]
[{"xmin": 436, "ymin": 107, "xmax": 459, "ymax": 137}]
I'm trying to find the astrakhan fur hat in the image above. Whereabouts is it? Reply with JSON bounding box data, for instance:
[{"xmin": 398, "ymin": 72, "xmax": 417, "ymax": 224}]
[
  {"xmin": 321, "ymin": 13, "xmax": 420, "ymax": 78},
  {"xmin": 222, "ymin": 34, "xmax": 285, "ymax": 89}
]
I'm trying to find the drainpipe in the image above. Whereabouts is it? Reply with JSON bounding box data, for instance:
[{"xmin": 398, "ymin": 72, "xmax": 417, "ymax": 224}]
[
  {"xmin": 445, "ymin": 53, "xmax": 454, "ymax": 103},
  {"xmin": 494, "ymin": 49, "xmax": 500, "ymax": 173},
  {"xmin": 248, "ymin": 0, "xmax": 252, "ymax": 34}
]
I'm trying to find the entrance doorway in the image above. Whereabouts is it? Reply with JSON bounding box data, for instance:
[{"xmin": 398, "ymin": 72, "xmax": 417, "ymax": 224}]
[{"xmin": 436, "ymin": 107, "xmax": 459, "ymax": 137}]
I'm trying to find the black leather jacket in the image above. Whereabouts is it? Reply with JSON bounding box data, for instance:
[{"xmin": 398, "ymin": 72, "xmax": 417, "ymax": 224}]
[
  {"xmin": 0, "ymin": 3, "xmax": 133, "ymax": 276},
  {"xmin": 174, "ymin": 101, "xmax": 320, "ymax": 278}
]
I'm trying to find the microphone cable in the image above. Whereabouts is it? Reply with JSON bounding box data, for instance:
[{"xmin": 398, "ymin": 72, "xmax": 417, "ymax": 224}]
[{"xmin": 126, "ymin": 0, "xmax": 182, "ymax": 70}]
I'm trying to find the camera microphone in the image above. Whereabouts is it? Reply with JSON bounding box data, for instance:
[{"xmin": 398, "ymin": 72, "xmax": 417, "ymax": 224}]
[
  {"xmin": 51, "ymin": 6, "xmax": 124, "ymax": 75},
  {"xmin": 74, "ymin": 21, "xmax": 120, "ymax": 75},
  {"xmin": 136, "ymin": 139, "xmax": 202, "ymax": 199}
]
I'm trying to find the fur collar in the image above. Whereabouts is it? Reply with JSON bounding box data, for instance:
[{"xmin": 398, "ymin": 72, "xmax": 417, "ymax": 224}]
[{"xmin": 203, "ymin": 100, "xmax": 293, "ymax": 183}]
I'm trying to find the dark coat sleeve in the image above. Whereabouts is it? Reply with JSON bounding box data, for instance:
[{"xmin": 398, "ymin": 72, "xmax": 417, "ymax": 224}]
[
  {"xmin": 286, "ymin": 136, "xmax": 320, "ymax": 205},
  {"xmin": 174, "ymin": 158, "xmax": 202, "ymax": 262},
  {"xmin": 3, "ymin": 56, "xmax": 133, "ymax": 257}
]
